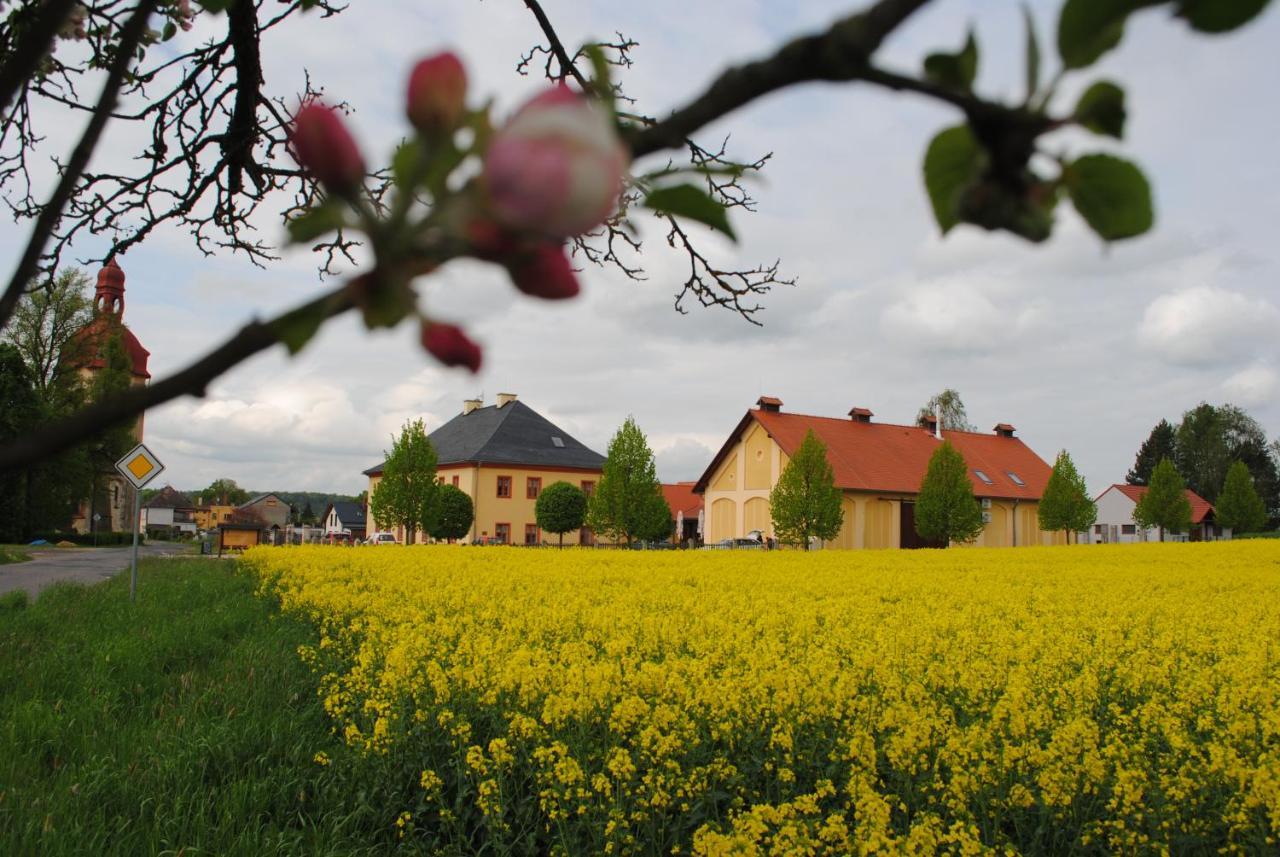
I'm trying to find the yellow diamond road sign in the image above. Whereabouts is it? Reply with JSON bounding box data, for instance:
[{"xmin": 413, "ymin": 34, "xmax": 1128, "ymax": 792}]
[{"xmin": 114, "ymin": 443, "xmax": 164, "ymax": 490}]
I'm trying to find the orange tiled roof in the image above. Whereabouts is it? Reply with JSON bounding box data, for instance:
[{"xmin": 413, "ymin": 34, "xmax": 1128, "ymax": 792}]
[
  {"xmin": 661, "ymin": 482, "xmax": 703, "ymax": 517},
  {"xmin": 1108, "ymin": 484, "xmax": 1215, "ymax": 524},
  {"xmin": 695, "ymin": 409, "xmax": 1053, "ymax": 500}
]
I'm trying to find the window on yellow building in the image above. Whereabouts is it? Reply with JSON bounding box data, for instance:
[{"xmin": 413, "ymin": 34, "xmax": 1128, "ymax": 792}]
[
  {"xmin": 581, "ymin": 480, "xmax": 595, "ymax": 497},
  {"xmin": 497, "ymin": 476, "xmax": 512, "ymax": 498},
  {"xmin": 525, "ymin": 524, "xmax": 539, "ymax": 545},
  {"xmin": 527, "ymin": 477, "xmax": 541, "ymax": 499},
  {"xmin": 495, "ymin": 523, "xmax": 510, "ymax": 544}
]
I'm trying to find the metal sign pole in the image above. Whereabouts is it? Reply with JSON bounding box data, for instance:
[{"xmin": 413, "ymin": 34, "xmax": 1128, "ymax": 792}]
[{"xmin": 130, "ymin": 484, "xmax": 141, "ymax": 602}]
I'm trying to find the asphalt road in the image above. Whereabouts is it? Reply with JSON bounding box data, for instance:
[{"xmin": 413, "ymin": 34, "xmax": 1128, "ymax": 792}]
[{"xmin": 0, "ymin": 543, "xmax": 193, "ymax": 598}]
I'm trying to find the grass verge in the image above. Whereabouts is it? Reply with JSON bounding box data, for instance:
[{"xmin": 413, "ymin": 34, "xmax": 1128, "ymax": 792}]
[
  {"xmin": 0, "ymin": 546, "xmax": 32, "ymax": 565},
  {"xmin": 0, "ymin": 559, "xmax": 405, "ymax": 855}
]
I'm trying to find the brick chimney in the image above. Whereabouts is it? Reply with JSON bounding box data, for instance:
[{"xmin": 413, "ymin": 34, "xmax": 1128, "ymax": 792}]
[
  {"xmin": 756, "ymin": 396, "xmax": 782, "ymax": 413},
  {"xmin": 496, "ymin": 392, "xmax": 518, "ymax": 408},
  {"xmin": 848, "ymin": 407, "xmax": 873, "ymax": 424},
  {"xmin": 994, "ymin": 423, "xmax": 1016, "ymax": 438},
  {"xmin": 463, "ymin": 397, "xmax": 483, "ymax": 415}
]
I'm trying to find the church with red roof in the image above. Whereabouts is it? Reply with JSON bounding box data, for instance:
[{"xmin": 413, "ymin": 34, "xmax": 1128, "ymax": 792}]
[
  {"xmin": 66, "ymin": 260, "xmax": 151, "ymax": 534},
  {"xmin": 693, "ymin": 397, "xmax": 1067, "ymax": 549}
]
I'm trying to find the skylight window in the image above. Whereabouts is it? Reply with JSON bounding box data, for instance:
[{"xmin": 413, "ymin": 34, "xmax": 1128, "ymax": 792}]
[
  {"xmin": 1007, "ymin": 471, "xmax": 1025, "ymax": 486},
  {"xmin": 974, "ymin": 470, "xmax": 994, "ymax": 484},
  {"xmin": 551, "ymin": 436, "xmax": 565, "ymax": 448}
]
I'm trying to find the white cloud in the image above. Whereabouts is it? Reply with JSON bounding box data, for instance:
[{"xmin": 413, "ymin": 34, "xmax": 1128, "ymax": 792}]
[
  {"xmin": 1138, "ymin": 287, "xmax": 1280, "ymax": 367},
  {"xmin": 1222, "ymin": 364, "xmax": 1279, "ymax": 407},
  {"xmin": 880, "ymin": 279, "xmax": 1046, "ymax": 355}
]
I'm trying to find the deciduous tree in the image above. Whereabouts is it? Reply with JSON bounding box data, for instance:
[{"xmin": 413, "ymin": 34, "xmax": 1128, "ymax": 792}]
[
  {"xmin": 915, "ymin": 441, "xmax": 984, "ymax": 547},
  {"xmin": 370, "ymin": 419, "xmax": 438, "ymax": 544},
  {"xmin": 1, "ymin": 268, "xmax": 92, "ymax": 405},
  {"xmin": 1215, "ymin": 461, "xmax": 1267, "ymax": 535},
  {"xmin": 1038, "ymin": 449, "xmax": 1096, "ymax": 543},
  {"xmin": 1133, "ymin": 458, "xmax": 1192, "ymax": 540},
  {"xmin": 917, "ymin": 389, "xmax": 975, "ymax": 432},
  {"xmin": 769, "ymin": 430, "xmax": 843, "ymax": 550},
  {"xmin": 429, "ymin": 484, "xmax": 474, "ymax": 542},
  {"xmin": 587, "ymin": 417, "xmax": 666, "ymax": 545},
  {"xmin": 535, "ymin": 481, "xmax": 587, "ymax": 548},
  {"xmin": 202, "ymin": 478, "xmax": 250, "ymax": 507}
]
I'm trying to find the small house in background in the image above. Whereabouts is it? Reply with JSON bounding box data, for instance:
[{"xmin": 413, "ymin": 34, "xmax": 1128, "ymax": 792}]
[
  {"xmin": 661, "ymin": 482, "xmax": 703, "ymax": 543},
  {"xmin": 140, "ymin": 485, "xmax": 197, "ymax": 538},
  {"xmin": 193, "ymin": 504, "xmax": 236, "ymax": 531},
  {"xmin": 1088, "ymin": 484, "xmax": 1227, "ymax": 543},
  {"xmin": 237, "ymin": 493, "xmax": 290, "ymax": 531},
  {"xmin": 323, "ymin": 501, "xmax": 367, "ymax": 541}
]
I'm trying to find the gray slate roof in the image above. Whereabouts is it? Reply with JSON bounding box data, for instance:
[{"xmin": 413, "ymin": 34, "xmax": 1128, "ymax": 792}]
[
  {"xmin": 330, "ymin": 501, "xmax": 367, "ymax": 525},
  {"xmin": 363, "ymin": 400, "xmax": 605, "ymax": 476}
]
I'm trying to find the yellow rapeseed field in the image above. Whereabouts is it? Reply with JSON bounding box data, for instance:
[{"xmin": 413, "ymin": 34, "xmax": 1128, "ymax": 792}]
[{"xmin": 244, "ymin": 541, "xmax": 1280, "ymax": 855}]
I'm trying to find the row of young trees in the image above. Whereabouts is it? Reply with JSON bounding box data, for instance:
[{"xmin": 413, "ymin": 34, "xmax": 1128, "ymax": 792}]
[
  {"xmin": 763, "ymin": 429, "xmax": 1100, "ymax": 548},
  {"xmin": 369, "ymin": 416, "xmax": 675, "ymax": 546}
]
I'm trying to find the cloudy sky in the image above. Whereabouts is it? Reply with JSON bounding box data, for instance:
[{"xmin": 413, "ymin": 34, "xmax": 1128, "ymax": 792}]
[{"xmin": 4, "ymin": 0, "xmax": 1278, "ymax": 496}]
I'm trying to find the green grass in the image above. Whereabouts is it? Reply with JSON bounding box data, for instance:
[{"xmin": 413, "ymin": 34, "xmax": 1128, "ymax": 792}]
[
  {"xmin": 0, "ymin": 546, "xmax": 31, "ymax": 564},
  {"xmin": 0, "ymin": 559, "xmax": 410, "ymax": 855}
]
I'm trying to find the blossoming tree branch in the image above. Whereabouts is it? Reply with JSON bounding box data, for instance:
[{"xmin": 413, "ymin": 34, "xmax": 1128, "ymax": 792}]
[{"xmin": 0, "ymin": 0, "xmax": 1271, "ymax": 472}]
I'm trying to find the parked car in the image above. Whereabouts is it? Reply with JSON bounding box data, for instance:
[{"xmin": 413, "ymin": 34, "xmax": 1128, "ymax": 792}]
[
  {"xmin": 368, "ymin": 532, "xmax": 398, "ymax": 545},
  {"xmin": 323, "ymin": 531, "xmax": 353, "ymax": 546}
]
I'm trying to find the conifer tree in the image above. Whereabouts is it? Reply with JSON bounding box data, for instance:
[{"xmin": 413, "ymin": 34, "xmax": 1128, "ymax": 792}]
[
  {"xmin": 1215, "ymin": 460, "xmax": 1267, "ymax": 535},
  {"xmin": 769, "ymin": 430, "xmax": 843, "ymax": 550},
  {"xmin": 915, "ymin": 441, "xmax": 984, "ymax": 547},
  {"xmin": 1127, "ymin": 419, "xmax": 1177, "ymax": 486},
  {"xmin": 1038, "ymin": 449, "xmax": 1097, "ymax": 543},
  {"xmin": 1132, "ymin": 458, "xmax": 1192, "ymax": 540}
]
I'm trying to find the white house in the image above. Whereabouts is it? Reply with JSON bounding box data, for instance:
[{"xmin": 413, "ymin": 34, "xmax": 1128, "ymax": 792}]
[
  {"xmin": 140, "ymin": 485, "xmax": 198, "ymax": 536},
  {"xmin": 1088, "ymin": 483, "xmax": 1228, "ymax": 544}
]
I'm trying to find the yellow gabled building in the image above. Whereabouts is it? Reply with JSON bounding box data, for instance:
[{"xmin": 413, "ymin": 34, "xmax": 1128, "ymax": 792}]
[
  {"xmin": 694, "ymin": 397, "xmax": 1067, "ymax": 549},
  {"xmin": 364, "ymin": 394, "xmax": 605, "ymax": 545}
]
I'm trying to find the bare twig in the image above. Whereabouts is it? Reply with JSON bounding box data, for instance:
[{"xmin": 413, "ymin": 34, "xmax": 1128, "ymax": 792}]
[
  {"xmin": 0, "ymin": 287, "xmax": 354, "ymax": 472},
  {"xmin": 0, "ymin": 0, "xmax": 79, "ymax": 115},
  {"xmin": 0, "ymin": 0, "xmax": 159, "ymax": 332}
]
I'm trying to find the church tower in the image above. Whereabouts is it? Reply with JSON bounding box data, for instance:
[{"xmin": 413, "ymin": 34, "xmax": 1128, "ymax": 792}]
[{"xmin": 67, "ymin": 259, "xmax": 152, "ymax": 534}]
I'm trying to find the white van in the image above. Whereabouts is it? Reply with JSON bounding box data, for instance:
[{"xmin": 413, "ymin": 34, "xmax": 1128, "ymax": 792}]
[{"xmin": 369, "ymin": 532, "xmax": 398, "ymax": 545}]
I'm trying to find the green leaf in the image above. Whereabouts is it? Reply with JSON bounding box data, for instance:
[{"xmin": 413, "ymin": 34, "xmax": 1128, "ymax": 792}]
[
  {"xmin": 1057, "ymin": 0, "xmax": 1132, "ymax": 69},
  {"xmin": 1073, "ymin": 80, "xmax": 1126, "ymax": 138},
  {"xmin": 162, "ymin": 21, "xmax": 177, "ymax": 42},
  {"xmin": 1065, "ymin": 153, "xmax": 1153, "ymax": 240},
  {"xmin": 286, "ymin": 203, "xmax": 345, "ymax": 243},
  {"xmin": 923, "ymin": 29, "xmax": 979, "ymax": 91},
  {"xmin": 391, "ymin": 140, "xmax": 424, "ymax": 189},
  {"xmin": 922, "ymin": 125, "xmax": 985, "ymax": 234},
  {"xmin": 583, "ymin": 44, "xmax": 616, "ymax": 115},
  {"xmin": 1177, "ymin": 0, "xmax": 1272, "ymax": 33},
  {"xmin": 1022, "ymin": 4, "xmax": 1040, "ymax": 104},
  {"xmin": 644, "ymin": 184, "xmax": 736, "ymax": 241},
  {"xmin": 272, "ymin": 304, "xmax": 328, "ymax": 356}
]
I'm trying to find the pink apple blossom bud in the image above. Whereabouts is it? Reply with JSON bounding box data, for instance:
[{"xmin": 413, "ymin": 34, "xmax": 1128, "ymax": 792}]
[
  {"xmin": 288, "ymin": 103, "xmax": 366, "ymax": 195},
  {"xmin": 506, "ymin": 243, "xmax": 580, "ymax": 300},
  {"xmin": 406, "ymin": 52, "xmax": 467, "ymax": 135},
  {"xmin": 483, "ymin": 85, "xmax": 629, "ymax": 239},
  {"xmin": 421, "ymin": 321, "xmax": 483, "ymax": 373},
  {"xmin": 464, "ymin": 219, "xmax": 522, "ymax": 261}
]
